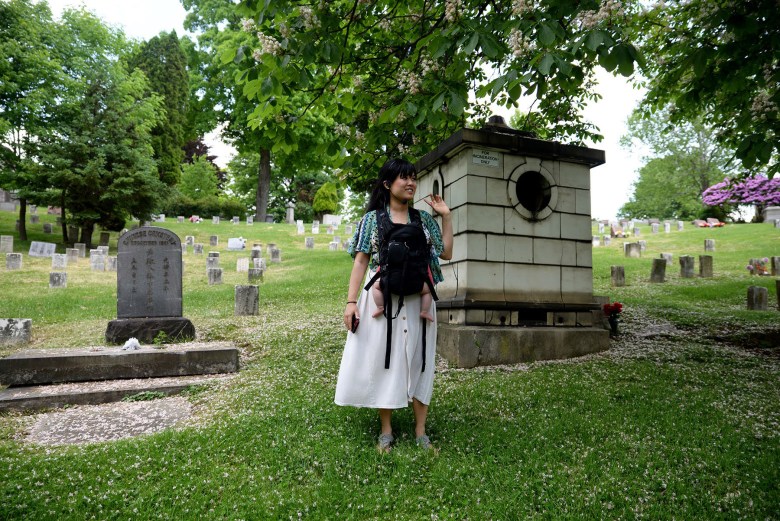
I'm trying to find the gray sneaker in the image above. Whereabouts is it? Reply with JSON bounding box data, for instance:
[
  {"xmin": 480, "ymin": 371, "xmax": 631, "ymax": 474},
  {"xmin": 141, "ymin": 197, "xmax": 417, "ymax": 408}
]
[
  {"xmin": 415, "ymin": 434, "xmax": 433, "ymax": 450},
  {"xmin": 377, "ymin": 433, "xmax": 394, "ymax": 453}
]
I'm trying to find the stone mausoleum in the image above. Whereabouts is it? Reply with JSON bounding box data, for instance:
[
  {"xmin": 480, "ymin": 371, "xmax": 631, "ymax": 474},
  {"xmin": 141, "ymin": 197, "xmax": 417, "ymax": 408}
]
[{"xmin": 413, "ymin": 117, "xmax": 609, "ymax": 367}]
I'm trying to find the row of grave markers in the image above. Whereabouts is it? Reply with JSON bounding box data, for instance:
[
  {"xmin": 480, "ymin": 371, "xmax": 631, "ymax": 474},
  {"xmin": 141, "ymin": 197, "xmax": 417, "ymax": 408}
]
[
  {"xmin": 611, "ymin": 257, "xmax": 779, "ymax": 311},
  {"xmin": 619, "ymin": 239, "xmax": 718, "ymax": 257},
  {"xmin": 611, "ymin": 255, "xmax": 779, "ymax": 284},
  {"xmin": 164, "ymin": 213, "xmax": 357, "ymax": 235},
  {"xmin": 0, "ymin": 281, "xmax": 264, "ymax": 346},
  {"xmin": 297, "ymin": 220, "xmax": 354, "ymax": 236},
  {"xmin": 4, "ymin": 234, "xmax": 289, "ymax": 267},
  {"xmin": 598, "ymin": 220, "xmax": 686, "ymax": 237}
]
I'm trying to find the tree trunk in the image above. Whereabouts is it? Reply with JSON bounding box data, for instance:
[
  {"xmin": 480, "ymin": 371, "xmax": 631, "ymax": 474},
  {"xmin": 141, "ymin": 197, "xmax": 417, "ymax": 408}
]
[
  {"xmin": 753, "ymin": 203, "xmax": 765, "ymax": 223},
  {"xmin": 80, "ymin": 222, "xmax": 95, "ymax": 250},
  {"xmin": 255, "ymin": 148, "xmax": 271, "ymax": 222},
  {"xmin": 60, "ymin": 191, "xmax": 69, "ymax": 244},
  {"xmin": 18, "ymin": 198, "xmax": 27, "ymax": 241}
]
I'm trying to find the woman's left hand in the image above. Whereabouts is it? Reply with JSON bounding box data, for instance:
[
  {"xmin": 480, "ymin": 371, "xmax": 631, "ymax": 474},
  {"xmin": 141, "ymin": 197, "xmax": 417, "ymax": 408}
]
[{"xmin": 424, "ymin": 193, "xmax": 451, "ymax": 217}]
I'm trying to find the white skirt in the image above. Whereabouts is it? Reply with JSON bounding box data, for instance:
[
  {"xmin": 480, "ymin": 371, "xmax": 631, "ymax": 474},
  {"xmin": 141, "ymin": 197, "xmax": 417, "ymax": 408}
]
[{"xmin": 334, "ymin": 271, "xmax": 437, "ymax": 409}]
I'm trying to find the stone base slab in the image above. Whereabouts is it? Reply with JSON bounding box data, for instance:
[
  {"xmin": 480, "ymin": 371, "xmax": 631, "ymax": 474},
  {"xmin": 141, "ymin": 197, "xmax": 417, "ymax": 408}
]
[
  {"xmin": 438, "ymin": 325, "xmax": 610, "ymax": 368},
  {"xmin": 0, "ymin": 374, "xmax": 232, "ymax": 411},
  {"xmin": 105, "ymin": 317, "xmax": 195, "ymax": 344},
  {"xmin": 0, "ymin": 344, "xmax": 238, "ymax": 386}
]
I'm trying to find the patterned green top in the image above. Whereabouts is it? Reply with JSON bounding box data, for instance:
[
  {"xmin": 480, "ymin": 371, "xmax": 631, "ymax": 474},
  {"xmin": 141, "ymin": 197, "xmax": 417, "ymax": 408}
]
[{"xmin": 348, "ymin": 209, "xmax": 445, "ymax": 284}]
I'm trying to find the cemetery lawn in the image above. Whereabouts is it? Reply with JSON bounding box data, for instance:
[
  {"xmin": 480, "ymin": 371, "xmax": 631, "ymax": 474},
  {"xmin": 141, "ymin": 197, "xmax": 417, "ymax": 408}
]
[{"xmin": 0, "ymin": 214, "xmax": 778, "ymax": 520}]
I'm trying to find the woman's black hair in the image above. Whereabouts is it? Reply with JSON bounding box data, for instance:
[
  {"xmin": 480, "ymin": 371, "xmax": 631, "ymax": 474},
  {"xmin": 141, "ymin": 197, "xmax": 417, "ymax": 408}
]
[{"xmin": 366, "ymin": 158, "xmax": 417, "ymax": 212}]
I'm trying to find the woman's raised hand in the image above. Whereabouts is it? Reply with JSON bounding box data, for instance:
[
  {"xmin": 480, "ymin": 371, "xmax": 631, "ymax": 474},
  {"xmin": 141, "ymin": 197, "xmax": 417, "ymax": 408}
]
[{"xmin": 424, "ymin": 194, "xmax": 451, "ymax": 217}]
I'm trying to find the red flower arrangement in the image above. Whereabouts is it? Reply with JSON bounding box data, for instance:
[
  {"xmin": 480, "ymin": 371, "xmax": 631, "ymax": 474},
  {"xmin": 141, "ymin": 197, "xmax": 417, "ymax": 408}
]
[{"xmin": 603, "ymin": 302, "xmax": 623, "ymax": 317}]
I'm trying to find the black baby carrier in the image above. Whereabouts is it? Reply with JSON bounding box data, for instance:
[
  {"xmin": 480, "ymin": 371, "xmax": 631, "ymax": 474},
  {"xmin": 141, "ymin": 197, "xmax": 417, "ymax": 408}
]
[{"xmin": 364, "ymin": 207, "xmax": 438, "ymax": 372}]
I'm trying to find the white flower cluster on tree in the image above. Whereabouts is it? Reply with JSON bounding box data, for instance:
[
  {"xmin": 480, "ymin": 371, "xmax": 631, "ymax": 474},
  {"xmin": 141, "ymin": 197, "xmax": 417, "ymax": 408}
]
[
  {"xmin": 576, "ymin": 0, "xmax": 626, "ymax": 29},
  {"xmin": 508, "ymin": 29, "xmax": 533, "ymax": 59},
  {"xmin": 241, "ymin": 18, "xmax": 256, "ymax": 32},
  {"xmin": 420, "ymin": 55, "xmax": 440, "ymax": 77},
  {"xmin": 299, "ymin": 6, "xmax": 319, "ymax": 30},
  {"xmin": 750, "ymin": 91, "xmax": 777, "ymax": 122},
  {"xmin": 398, "ymin": 71, "xmax": 421, "ymax": 95},
  {"xmin": 255, "ymin": 32, "xmax": 283, "ymax": 58},
  {"xmin": 512, "ymin": 0, "xmax": 535, "ymax": 17},
  {"xmin": 445, "ymin": 0, "xmax": 463, "ymax": 23}
]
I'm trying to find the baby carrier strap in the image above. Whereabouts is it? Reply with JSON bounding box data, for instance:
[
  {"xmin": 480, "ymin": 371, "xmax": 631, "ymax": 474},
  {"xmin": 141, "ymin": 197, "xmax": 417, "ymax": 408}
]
[{"xmin": 363, "ymin": 207, "xmax": 437, "ymax": 372}]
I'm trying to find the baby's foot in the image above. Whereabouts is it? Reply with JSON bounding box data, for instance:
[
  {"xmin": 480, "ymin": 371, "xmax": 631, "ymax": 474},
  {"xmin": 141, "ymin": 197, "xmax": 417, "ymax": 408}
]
[
  {"xmin": 372, "ymin": 306, "xmax": 385, "ymax": 318},
  {"xmin": 420, "ymin": 310, "xmax": 434, "ymax": 322}
]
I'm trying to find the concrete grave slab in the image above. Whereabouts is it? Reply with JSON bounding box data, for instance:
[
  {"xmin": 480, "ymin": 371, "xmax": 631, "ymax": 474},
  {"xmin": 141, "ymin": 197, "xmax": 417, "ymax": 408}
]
[
  {"xmin": 0, "ymin": 343, "xmax": 238, "ymax": 386},
  {"xmin": 0, "ymin": 374, "xmax": 232, "ymax": 411}
]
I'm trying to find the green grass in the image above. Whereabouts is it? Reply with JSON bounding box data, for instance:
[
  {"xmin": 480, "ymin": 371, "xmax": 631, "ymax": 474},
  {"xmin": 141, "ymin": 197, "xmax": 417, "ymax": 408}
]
[{"xmin": 0, "ymin": 212, "xmax": 778, "ymax": 520}]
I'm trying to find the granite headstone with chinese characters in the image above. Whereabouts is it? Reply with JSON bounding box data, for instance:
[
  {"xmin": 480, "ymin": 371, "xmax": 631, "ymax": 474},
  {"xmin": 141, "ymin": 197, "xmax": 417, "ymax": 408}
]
[{"xmin": 105, "ymin": 227, "xmax": 195, "ymax": 343}]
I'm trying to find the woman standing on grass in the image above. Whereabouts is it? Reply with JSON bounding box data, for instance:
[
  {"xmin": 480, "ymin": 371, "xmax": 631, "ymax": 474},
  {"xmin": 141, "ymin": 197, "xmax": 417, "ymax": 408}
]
[{"xmin": 335, "ymin": 158, "xmax": 453, "ymax": 453}]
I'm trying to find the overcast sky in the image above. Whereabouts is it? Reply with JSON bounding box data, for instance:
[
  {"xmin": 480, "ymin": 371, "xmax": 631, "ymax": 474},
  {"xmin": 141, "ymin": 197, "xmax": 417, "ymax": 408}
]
[{"xmin": 47, "ymin": 0, "xmax": 644, "ymax": 221}]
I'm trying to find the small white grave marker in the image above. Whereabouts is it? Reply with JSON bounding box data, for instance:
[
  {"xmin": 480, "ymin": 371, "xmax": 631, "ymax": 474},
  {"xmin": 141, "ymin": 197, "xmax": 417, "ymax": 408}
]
[{"xmin": 227, "ymin": 238, "xmax": 246, "ymax": 251}]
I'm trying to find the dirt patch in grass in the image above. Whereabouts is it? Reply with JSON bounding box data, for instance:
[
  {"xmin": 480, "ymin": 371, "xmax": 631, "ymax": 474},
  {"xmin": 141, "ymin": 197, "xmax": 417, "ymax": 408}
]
[{"xmin": 709, "ymin": 328, "xmax": 780, "ymax": 354}]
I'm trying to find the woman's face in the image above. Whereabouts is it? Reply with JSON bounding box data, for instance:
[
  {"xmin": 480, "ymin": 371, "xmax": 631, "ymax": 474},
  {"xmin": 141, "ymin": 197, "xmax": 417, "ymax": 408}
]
[{"xmin": 387, "ymin": 174, "xmax": 417, "ymax": 204}]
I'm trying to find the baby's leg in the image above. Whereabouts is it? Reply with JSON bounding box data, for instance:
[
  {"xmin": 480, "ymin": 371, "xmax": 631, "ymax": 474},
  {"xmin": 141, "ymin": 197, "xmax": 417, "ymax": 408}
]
[
  {"xmin": 419, "ymin": 286, "xmax": 434, "ymax": 322},
  {"xmin": 371, "ymin": 282, "xmax": 385, "ymax": 318}
]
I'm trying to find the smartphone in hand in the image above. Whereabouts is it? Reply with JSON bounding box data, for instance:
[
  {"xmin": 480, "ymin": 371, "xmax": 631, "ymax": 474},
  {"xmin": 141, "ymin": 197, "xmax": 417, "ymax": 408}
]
[{"xmin": 351, "ymin": 315, "xmax": 360, "ymax": 333}]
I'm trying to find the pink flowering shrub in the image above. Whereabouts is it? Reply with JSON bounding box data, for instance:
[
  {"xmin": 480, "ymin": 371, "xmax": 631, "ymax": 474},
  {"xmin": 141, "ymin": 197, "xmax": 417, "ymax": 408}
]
[{"xmin": 702, "ymin": 176, "xmax": 780, "ymax": 207}]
